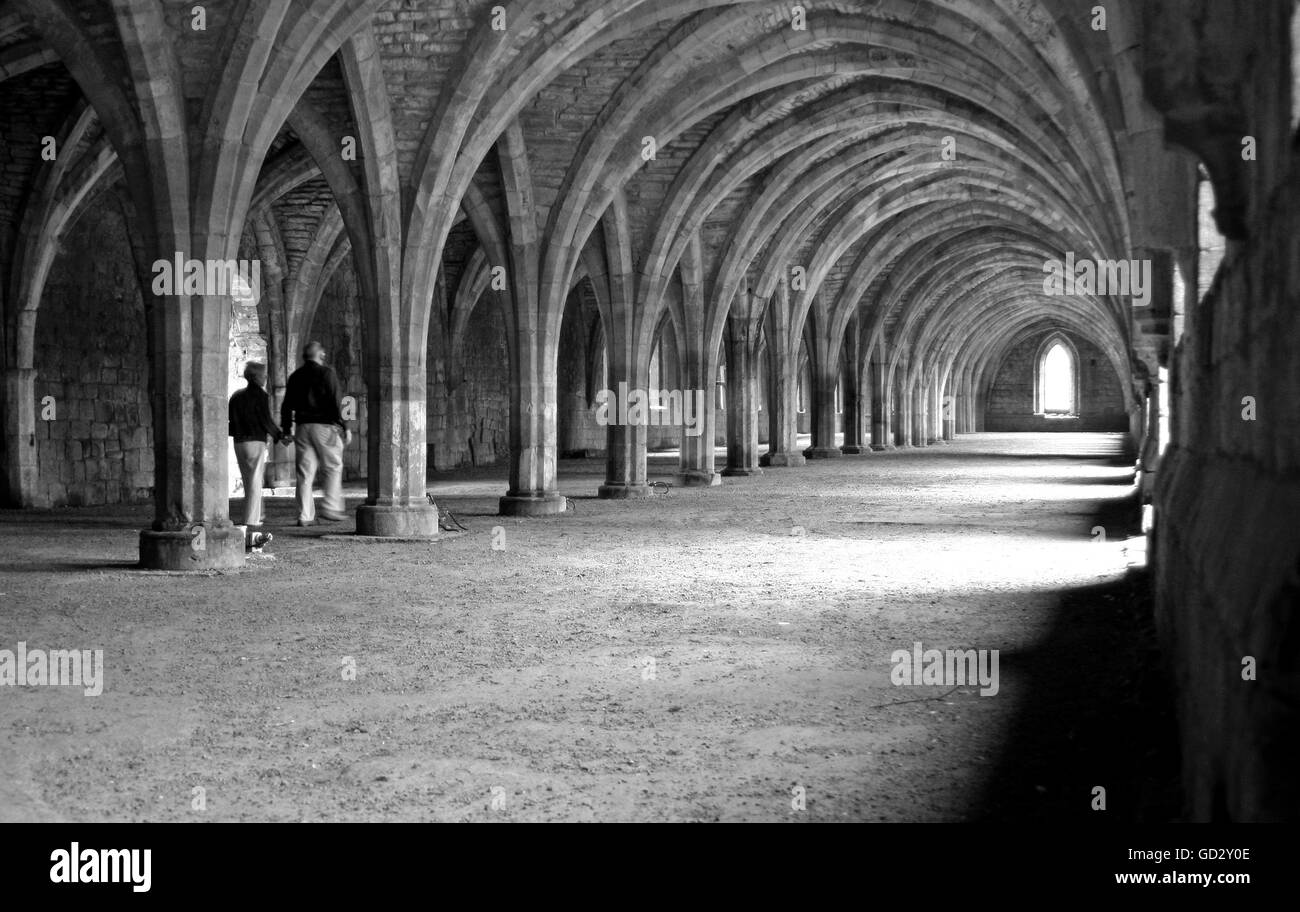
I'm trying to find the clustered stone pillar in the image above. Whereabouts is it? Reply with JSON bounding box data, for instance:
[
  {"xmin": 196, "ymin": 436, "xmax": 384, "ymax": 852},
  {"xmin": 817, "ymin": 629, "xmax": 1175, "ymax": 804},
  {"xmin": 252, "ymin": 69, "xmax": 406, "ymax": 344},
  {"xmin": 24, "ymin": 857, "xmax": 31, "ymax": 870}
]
[
  {"xmin": 757, "ymin": 280, "xmax": 804, "ymax": 468},
  {"xmin": 840, "ymin": 352, "xmax": 866, "ymax": 454},
  {"xmin": 910, "ymin": 380, "xmax": 927, "ymax": 447},
  {"xmin": 722, "ymin": 319, "xmax": 762, "ymax": 476},
  {"xmin": 357, "ymin": 358, "xmax": 439, "ymax": 535},
  {"xmin": 926, "ymin": 372, "xmax": 940, "ymax": 445},
  {"xmin": 761, "ymin": 341, "xmax": 805, "ymax": 467},
  {"xmin": 675, "ymin": 340, "xmax": 720, "ymax": 486},
  {"xmin": 870, "ymin": 359, "xmax": 890, "ymax": 450},
  {"xmin": 600, "ymin": 416, "xmax": 650, "ymax": 496},
  {"xmin": 957, "ymin": 367, "xmax": 977, "ymax": 433},
  {"xmin": 673, "ymin": 245, "xmax": 720, "ymax": 486},
  {"xmin": 598, "ymin": 345, "xmax": 650, "ymax": 499},
  {"xmin": 941, "ymin": 377, "xmax": 956, "ymax": 441},
  {"xmin": 600, "ymin": 416, "xmax": 650, "ymax": 497},
  {"xmin": 138, "ymin": 286, "xmax": 245, "ymax": 571},
  {"xmin": 500, "ymin": 333, "xmax": 568, "ymax": 515},
  {"xmin": 806, "ymin": 356, "xmax": 842, "ymax": 459},
  {"xmin": 893, "ymin": 378, "xmax": 908, "ymax": 447}
]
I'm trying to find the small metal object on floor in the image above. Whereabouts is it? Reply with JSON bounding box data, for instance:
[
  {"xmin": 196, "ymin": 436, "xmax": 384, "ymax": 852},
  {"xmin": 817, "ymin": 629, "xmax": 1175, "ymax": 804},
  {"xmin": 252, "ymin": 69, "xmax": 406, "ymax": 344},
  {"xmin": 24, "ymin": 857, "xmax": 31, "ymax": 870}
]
[{"xmin": 427, "ymin": 492, "xmax": 468, "ymax": 531}]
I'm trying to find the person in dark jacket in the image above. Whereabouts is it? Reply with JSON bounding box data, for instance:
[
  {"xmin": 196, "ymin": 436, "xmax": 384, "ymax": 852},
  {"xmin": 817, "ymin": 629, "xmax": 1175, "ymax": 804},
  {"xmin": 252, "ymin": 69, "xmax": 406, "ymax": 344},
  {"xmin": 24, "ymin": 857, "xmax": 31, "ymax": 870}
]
[
  {"xmin": 228, "ymin": 361, "xmax": 283, "ymax": 529},
  {"xmin": 281, "ymin": 341, "xmax": 351, "ymax": 526}
]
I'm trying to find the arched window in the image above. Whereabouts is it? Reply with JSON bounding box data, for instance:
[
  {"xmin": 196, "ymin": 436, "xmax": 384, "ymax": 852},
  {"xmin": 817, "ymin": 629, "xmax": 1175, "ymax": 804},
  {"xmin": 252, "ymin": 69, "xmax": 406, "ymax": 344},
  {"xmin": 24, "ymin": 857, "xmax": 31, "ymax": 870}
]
[{"xmin": 1035, "ymin": 335, "xmax": 1079, "ymax": 417}]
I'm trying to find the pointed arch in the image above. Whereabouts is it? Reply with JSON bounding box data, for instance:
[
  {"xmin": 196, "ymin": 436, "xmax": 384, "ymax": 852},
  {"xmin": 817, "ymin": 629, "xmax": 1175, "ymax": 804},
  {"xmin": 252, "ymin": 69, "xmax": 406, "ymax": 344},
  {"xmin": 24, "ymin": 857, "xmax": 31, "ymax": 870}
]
[{"xmin": 1035, "ymin": 333, "xmax": 1081, "ymax": 417}]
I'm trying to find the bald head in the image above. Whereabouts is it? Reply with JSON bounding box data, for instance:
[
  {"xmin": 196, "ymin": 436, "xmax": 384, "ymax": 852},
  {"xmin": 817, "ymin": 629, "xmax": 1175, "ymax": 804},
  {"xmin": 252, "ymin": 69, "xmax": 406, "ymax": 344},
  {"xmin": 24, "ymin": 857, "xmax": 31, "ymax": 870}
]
[{"xmin": 302, "ymin": 341, "xmax": 325, "ymax": 364}]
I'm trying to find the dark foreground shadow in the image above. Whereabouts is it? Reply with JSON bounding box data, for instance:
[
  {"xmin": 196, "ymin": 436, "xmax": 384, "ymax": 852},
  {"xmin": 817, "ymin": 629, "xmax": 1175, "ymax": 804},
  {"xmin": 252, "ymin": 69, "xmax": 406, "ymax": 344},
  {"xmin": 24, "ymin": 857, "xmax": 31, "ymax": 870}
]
[{"xmin": 963, "ymin": 490, "xmax": 1182, "ymax": 822}]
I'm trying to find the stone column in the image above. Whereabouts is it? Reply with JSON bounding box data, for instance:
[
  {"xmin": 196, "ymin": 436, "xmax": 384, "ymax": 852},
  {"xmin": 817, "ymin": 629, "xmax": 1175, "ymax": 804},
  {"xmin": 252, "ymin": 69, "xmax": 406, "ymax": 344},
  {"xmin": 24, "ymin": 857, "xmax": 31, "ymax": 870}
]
[
  {"xmin": 598, "ymin": 355, "xmax": 650, "ymax": 499},
  {"xmin": 894, "ymin": 375, "xmax": 909, "ymax": 447},
  {"xmin": 357, "ymin": 356, "xmax": 440, "ymax": 534},
  {"xmin": 910, "ymin": 380, "xmax": 928, "ymax": 447},
  {"xmin": 675, "ymin": 339, "xmax": 720, "ymax": 486},
  {"xmin": 138, "ymin": 287, "xmax": 245, "ymax": 570},
  {"xmin": 806, "ymin": 362, "xmax": 842, "ymax": 459},
  {"xmin": 1140, "ymin": 381, "xmax": 1162, "ymax": 501},
  {"xmin": 500, "ymin": 329, "xmax": 568, "ymax": 515},
  {"xmin": 721, "ymin": 320, "xmax": 762, "ymax": 476},
  {"xmin": 926, "ymin": 371, "xmax": 941, "ymax": 444},
  {"xmin": 869, "ymin": 359, "xmax": 890, "ymax": 450},
  {"xmin": 840, "ymin": 351, "xmax": 866, "ymax": 454},
  {"xmin": 959, "ymin": 366, "xmax": 977, "ymax": 433},
  {"xmin": 595, "ymin": 280, "xmax": 650, "ymax": 504},
  {"xmin": 760, "ymin": 341, "xmax": 804, "ymax": 467},
  {"xmin": 941, "ymin": 376, "xmax": 956, "ymax": 441}
]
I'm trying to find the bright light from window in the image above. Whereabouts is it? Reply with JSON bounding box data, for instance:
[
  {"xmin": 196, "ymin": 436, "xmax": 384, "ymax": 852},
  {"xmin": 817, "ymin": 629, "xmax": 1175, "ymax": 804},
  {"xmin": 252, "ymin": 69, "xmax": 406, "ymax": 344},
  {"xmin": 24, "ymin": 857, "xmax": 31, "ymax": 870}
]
[
  {"xmin": 1043, "ymin": 342, "xmax": 1074, "ymax": 414},
  {"xmin": 1197, "ymin": 170, "xmax": 1225, "ymax": 301}
]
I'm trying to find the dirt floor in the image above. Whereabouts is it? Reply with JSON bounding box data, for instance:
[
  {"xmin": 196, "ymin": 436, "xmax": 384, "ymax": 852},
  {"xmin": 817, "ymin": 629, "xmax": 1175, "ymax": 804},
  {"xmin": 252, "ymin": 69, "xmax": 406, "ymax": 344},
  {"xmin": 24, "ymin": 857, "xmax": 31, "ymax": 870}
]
[{"xmin": 0, "ymin": 432, "xmax": 1180, "ymax": 822}]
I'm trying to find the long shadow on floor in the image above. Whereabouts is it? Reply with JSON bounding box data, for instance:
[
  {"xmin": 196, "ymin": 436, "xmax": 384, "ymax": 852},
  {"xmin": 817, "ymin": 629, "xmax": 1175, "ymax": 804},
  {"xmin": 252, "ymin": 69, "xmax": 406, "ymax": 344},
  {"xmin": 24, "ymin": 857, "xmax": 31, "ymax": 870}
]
[
  {"xmin": 959, "ymin": 454, "xmax": 1136, "ymax": 466},
  {"xmin": 964, "ymin": 489, "xmax": 1182, "ymax": 823}
]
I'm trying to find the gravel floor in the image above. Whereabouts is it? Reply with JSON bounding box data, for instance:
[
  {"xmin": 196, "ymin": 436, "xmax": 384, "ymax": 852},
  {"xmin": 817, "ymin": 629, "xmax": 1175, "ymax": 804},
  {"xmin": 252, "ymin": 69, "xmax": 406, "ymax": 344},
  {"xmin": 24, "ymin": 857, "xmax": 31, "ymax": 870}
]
[{"xmin": 0, "ymin": 432, "xmax": 1179, "ymax": 822}]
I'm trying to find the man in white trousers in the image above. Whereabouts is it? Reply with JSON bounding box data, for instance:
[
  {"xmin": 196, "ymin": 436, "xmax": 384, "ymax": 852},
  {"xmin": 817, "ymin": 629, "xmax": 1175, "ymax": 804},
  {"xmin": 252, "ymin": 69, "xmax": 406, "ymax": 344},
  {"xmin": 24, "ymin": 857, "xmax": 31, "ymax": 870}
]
[{"xmin": 280, "ymin": 341, "xmax": 352, "ymax": 526}]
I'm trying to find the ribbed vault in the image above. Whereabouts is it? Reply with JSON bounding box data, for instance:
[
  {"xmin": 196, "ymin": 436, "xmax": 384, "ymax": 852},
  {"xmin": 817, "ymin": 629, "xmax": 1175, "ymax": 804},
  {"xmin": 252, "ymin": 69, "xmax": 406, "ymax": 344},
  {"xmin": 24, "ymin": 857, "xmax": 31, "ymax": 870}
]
[{"xmin": 0, "ymin": 0, "xmax": 1194, "ymax": 546}]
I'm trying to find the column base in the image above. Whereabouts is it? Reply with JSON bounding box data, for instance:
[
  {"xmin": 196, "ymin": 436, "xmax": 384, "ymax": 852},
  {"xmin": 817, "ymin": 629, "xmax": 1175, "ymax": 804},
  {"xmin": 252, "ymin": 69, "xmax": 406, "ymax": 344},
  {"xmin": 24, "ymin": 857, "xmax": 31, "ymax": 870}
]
[
  {"xmin": 356, "ymin": 503, "xmax": 439, "ymax": 537},
  {"xmin": 499, "ymin": 493, "xmax": 568, "ymax": 516},
  {"xmin": 804, "ymin": 446, "xmax": 843, "ymax": 459},
  {"xmin": 869, "ymin": 443, "xmax": 891, "ymax": 452},
  {"xmin": 675, "ymin": 470, "xmax": 722, "ymax": 487},
  {"xmin": 139, "ymin": 526, "xmax": 245, "ymax": 570},
  {"xmin": 721, "ymin": 466, "xmax": 763, "ymax": 477},
  {"xmin": 761, "ymin": 452, "xmax": 806, "ymax": 467},
  {"xmin": 597, "ymin": 483, "xmax": 651, "ymax": 499},
  {"xmin": 840, "ymin": 445, "xmax": 868, "ymax": 455}
]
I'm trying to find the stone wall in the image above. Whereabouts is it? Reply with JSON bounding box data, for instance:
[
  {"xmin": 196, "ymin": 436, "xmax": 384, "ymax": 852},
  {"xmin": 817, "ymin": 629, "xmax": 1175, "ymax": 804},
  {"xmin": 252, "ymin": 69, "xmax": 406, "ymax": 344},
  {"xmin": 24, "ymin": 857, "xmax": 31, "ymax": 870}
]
[
  {"xmin": 32, "ymin": 193, "xmax": 153, "ymax": 507},
  {"xmin": 428, "ymin": 293, "xmax": 510, "ymax": 471},
  {"xmin": 1154, "ymin": 147, "xmax": 1300, "ymax": 822},
  {"xmin": 984, "ymin": 330, "xmax": 1127, "ymax": 432},
  {"xmin": 557, "ymin": 294, "xmax": 605, "ymax": 456}
]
